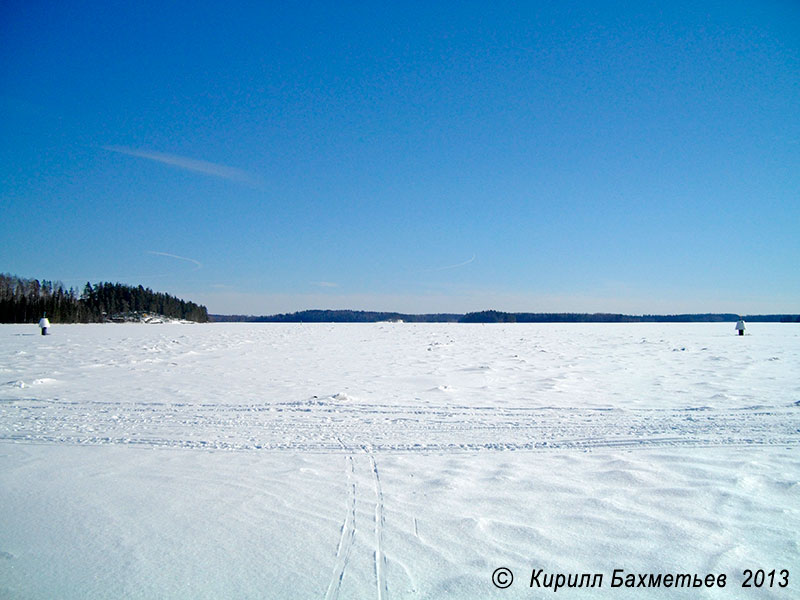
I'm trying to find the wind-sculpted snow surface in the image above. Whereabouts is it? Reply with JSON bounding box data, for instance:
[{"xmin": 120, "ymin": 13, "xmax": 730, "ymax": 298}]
[{"xmin": 0, "ymin": 323, "xmax": 798, "ymax": 599}]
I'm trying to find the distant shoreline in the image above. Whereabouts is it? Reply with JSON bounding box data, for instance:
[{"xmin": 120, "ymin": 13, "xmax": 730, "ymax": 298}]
[{"xmin": 210, "ymin": 310, "xmax": 800, "ymax": 324}]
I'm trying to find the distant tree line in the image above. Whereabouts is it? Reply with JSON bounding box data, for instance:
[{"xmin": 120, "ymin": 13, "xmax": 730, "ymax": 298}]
[
  {"xmin": 0, "ymin": 273, "xmax": 209, "ymax": 323},
  {"xmin": 459, "ymin": 311, "xmax": 800, "ymax": 323},
  {"xmin": 210, "ymin": 309, "xmax": 800, "ymax": 323},
  {"xmin": 211, "ymin": 309, "xmax": 462, "ymax": 323},
  {"xmin": 458, "ymin": 311, "xmax": 738, "ymax": 323}
]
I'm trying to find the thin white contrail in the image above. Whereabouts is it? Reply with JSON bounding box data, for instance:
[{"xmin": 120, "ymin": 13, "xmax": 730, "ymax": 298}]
[
  {"xmin": 426, "ymin": 254, "xmax": 476, "ymax": 272},
  {"xmin": 104, "ymin": 145, "xmax": 262, "ymax": 187},
  {"xmin": 58, "ymin": 252, "xmax": 202, "ymax": 283},
  {"xmin": 148, "ymin": 251, "xmax": 203, "ymax": 271}
]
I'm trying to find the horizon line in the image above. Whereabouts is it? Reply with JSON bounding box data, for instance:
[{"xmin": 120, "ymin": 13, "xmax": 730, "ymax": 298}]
[{"xmin": 207, "ymin": 308, "xmax": 797, "ymax": 319}]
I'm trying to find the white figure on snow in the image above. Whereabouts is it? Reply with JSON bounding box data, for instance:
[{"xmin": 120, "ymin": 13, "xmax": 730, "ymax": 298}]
[
  {"xmin": 38, "ymin": 314, "xmax": 50, "ymax": 336},
  {"xmin": 735, "ymin": 318, "xmax": 745, "ymax": 336}
]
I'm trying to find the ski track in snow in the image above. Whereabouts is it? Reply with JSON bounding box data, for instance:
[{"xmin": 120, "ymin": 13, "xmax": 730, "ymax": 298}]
[
  {"xmin": 1, "ymin": 397, "xmax": 797, "ymax": 452},
  {"xmin": 324, "ymin": 454, "xmax": 356, "ymax": 600},
  {"xmin": 367, "ymin": 450, "xmax": 389, "ymax": 600}
]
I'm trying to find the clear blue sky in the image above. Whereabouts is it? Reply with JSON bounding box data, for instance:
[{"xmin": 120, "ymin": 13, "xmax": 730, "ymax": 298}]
[{"xmin": 2, "ymin": 1, "xmax": 798, "ymax": 315}]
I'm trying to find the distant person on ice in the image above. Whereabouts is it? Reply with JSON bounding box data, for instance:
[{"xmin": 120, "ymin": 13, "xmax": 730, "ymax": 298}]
[
  {"xmin": 38, "ymin": 314, "xmax": 50, "ymax": 336},
  {"xmin": 735, "ymin": 318, "xmax": 745, "ymax": 336}
]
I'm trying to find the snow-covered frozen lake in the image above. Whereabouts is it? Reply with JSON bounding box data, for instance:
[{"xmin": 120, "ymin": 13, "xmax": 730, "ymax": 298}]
[{"xmin": 1, "ymin": 323, "xmax": 798, "ymax": 599}]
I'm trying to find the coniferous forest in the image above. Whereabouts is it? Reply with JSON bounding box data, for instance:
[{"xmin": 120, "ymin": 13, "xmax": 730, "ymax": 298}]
[
  {"xmin": 0, "ymin": 273, "xmax": 209, "ymax": 323},
  {"xmin": 211, "ymin": 309, "xmax": 800, "ymax": 323}
]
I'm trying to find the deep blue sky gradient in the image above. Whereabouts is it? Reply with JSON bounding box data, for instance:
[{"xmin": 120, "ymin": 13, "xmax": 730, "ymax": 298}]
[{"xmin": 2, "ymin": 1, "xmax": 798, "ymax": 314}]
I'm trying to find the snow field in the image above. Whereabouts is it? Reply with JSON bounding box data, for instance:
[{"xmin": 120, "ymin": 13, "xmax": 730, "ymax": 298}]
[{"xmin": 1, "ymin": 323, "xmax": 798, "ymax": 599}]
